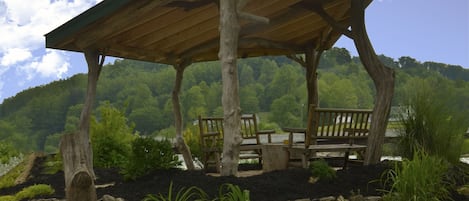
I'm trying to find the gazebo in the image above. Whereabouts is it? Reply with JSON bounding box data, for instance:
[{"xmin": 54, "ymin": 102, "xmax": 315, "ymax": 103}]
[{"xmin": 45, "ymin": 0, "xmax": 394, "ymax": 200}]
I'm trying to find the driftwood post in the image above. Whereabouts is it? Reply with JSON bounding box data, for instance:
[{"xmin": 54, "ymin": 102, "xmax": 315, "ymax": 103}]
[
  {"xmin": 350, "ymin": 0, "xmax": 395, "ymax": 164},
  {"xmin": 172, "ymin": 62, "xmax": 195, "ymax": 170},
  {"xmin": 60, "ymin": 49, "xmax": 104, "ymax": 201},
  {"xmin": 219, "ymin": 0, "xmax": 242, "ymax": 176}
]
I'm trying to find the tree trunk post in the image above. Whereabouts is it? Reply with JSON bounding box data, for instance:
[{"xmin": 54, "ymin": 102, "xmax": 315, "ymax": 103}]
[
  {"xmin": 172, "ymin": 63, "xmax": 195, "ymax": 170},
  {"xmin": 60, "ymin": 49, "xmax": 104, "ymax": 201},
  {"xmin": 350, "ymin": 0, "xmax": 395, "ymax": 165},
  {"xmin": 305, "ymin": 47, "xmax": 323, "ymax": 109},
  {"xmin": 219, "ymin": 0, "xmax": 242, "ymax": 176}
]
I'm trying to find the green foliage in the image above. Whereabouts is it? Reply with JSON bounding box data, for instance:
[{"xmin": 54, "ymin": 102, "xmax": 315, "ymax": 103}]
[
  {"xmin": 0, "ymin": 155, "xmax": 27, "ymax": 189},
  {"xmin": 91, "ymin": 102, "xmax": 136, "ymax": 168},
  {"xmin": 14, "ymin": 184, "xmax": 54, "ymax": 200},
  {"xmin": 41, "ymin": 154, "xmax": 63, "ymax": 175},
  {"xmin": 0, "ymin": 195, "xmax": 16, "ymax": 201},
  {"xmin": 0, "ymin": 141, "xmax": 19, "ymax": 164},
  {"xmin": 463, "ymin": 139, "xmax": 469, "ymax": 155},
  {"xmin": 382, "ymin": 151, "xmax": 451, "ymax": 201},
  {"xmin": 143, "ymin": 181, "xmax": 208, "ymax": 201},
  {"xmin": 216, "ymin": 183, "xmax": 250, "ymax": 201},
  {"xmin": 183, "ymin": 125, "xmax": 202, "ymax": 159},
  {"xmin": 398, "ymin": 78, "xmax": 466, "ymax": 163},
  {"xmin": 0, "ymin": 53, "xmax": 468, "ymax": 154},
  {"xmin": 122, "ymin": 138, "xmax": 180, "ymax": 180},
  {"xmin": 309, "ymin": 159, "xmax": 337, "ymax": 182}
]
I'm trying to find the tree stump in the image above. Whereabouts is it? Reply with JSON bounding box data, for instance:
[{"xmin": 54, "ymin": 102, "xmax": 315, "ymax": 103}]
[{"xmin": 60, "ymin": 133, "xmax": 97, "ymax": 201}]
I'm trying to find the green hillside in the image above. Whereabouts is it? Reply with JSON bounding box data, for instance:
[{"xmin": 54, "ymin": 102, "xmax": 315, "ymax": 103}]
[{"xmin": 0, "ymin": 47, "xmax": 468, "ymax": 152}]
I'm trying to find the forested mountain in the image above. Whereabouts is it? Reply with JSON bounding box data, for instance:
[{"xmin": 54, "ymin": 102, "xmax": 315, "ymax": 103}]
[{"xmin": 0, "ymin": 47, "xmax": 468, "ymax": 152}]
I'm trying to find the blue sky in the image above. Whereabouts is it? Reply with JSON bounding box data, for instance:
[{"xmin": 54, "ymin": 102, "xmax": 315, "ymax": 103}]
[{"xmin": 0, "ymin": 0, "xmax": 468, "ymax": 103}]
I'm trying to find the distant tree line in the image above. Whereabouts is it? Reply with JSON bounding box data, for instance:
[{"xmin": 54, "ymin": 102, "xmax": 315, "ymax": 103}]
[{"xmin": 0, "ymin": 47, "xmax": 468, "ymax": 152}]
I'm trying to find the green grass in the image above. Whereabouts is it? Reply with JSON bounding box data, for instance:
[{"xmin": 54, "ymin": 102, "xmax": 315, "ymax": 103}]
[
  {"xmin": 15, "ymin": 184, "xmax": 54, "ymax": 200},
  {"xmin": 0, "ymin": 184, "xmax": 54, "ymax": 201},
  {"xmin": 462, "ymin": 139, "xmax": 469, "ymax": 155},
  {"xmin": 382, "ymin": 152, "xmax": 451, "ymax": 201}
]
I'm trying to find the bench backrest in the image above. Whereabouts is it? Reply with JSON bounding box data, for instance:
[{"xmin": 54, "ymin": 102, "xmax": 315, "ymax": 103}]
[
  {"xmin": 240, "ymin": 114, "xmax": 260, "ymax": 143},
  {"xmin": 198, "ymin": 116, "xmax": 224, "ymax": 149},
  {"xmin": 305, "ymin": 105, "xmax": 372, "ymax": 147},
  {"xmin": 198, "ymin": 114, "xmax": 262, "ymax": 147}
]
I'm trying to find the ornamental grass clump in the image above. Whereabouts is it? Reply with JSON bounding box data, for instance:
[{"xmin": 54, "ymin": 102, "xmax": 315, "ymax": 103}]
[
  {"xmin": 398, "ymin": 78, "xmax": 466, "ymax": 164},
  {"xmin": 143, "ymin": 182, "xmax": 208, "ymax": 201},
  {"xmin": 382, "ymin": 151, "xmax": 451, "ymax": 201}
]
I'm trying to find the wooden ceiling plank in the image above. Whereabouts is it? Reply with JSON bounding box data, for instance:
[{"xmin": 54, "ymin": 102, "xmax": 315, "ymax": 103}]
[
  {"xmin": 126, "ymin": 4, "xmax": 217, "ymax": 48},
  {"xmin": 75, "ymin": 0, "xmax": 174, "ymax": 48},
  {"xmin": 111, "ymin": 5, "xmax": 211, "ymax": 44}
]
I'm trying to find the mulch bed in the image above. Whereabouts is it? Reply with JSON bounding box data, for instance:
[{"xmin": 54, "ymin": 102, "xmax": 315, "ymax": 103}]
[{"xmin": 0, "ymin": 156, "xmax": 467, "ymax": 201}]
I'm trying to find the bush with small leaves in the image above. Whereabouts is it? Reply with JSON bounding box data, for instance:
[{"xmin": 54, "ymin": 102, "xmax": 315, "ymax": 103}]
[
  {"xmin": 309, "ymin": 159, "xmax": 337, "ymax": 182},
  {"xmin": 122, "ymin": 137, "xmax": 180, "ymax": 180}
]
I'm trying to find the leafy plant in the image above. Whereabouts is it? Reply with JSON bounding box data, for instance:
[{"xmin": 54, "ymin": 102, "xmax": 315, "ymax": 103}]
[
  {"xmin": 382, "ymin": 151, "xmax": 451, "ymax": 201},
  {"xmin": 143, "ymin": 181, "xmax": 207, "ymax": 201},
  {"xmin": 0, "ymin": 141, "xmax": 19, "ymax": 164},
  {"xmin": 122, "ymin": 138, "xmax": 180, "ymax": 180},
  {"xmin": 309, "ymin": 159, "xmax": 337, "ymax": 182},
  {"xmin": 91, "ymin": 102, "xmax": 136, "ymax": 168},
  {"xmin": 216, "ymin": 183, "xmax": 250, "ymax": 201}
]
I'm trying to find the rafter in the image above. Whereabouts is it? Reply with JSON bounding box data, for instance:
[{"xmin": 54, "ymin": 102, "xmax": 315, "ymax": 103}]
[{"xmin": 294, "ymin": 1, "xmax": 353, "ymax": 39}]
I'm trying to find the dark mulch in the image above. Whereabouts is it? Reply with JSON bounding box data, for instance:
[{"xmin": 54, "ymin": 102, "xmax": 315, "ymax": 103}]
[{"xmin": 1, "ymin": 156, "xmax": 467, "ymax": 201}]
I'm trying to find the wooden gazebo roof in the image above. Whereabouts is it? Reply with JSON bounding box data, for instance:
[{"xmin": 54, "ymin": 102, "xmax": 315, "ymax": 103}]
[{"xmin": 46, "ymin": 0, "xmax": 353, "ymax": 65}]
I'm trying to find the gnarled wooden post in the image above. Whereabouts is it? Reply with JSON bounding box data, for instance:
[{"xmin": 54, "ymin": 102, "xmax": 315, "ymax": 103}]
[
  {"xmin": 60, "ymin": 49, "xmax": 104, "ymax": 201},
  {"xmin": 172, "ymin": 62, "xmax": 195, "ymax": 170},
  {"xmin": 219, "ymin": 0, "xmax": 242, "ymax": 176},
  {"xmin": 350, "ymin": 0, "xmax": 395, "ymax": 165}
]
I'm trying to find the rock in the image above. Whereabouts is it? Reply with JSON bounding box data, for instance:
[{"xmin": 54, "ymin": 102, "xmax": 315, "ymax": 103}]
[
  {"xmin": 100, "ymin": 194, "xmax": 126, "ymax": 201},
  {"xmin": 319, "ymin": 196, "xmax": 336, "ymax": 201},
  {"xmin": 365, "ymin": 196, "xmax": 382, "ymax": 201}
]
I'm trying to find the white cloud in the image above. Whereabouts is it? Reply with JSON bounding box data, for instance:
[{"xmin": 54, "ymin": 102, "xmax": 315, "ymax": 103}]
[
  {"xmin": 0, "ymin": 0, "xmax": 102, "ymax": 74},
  {"xmin": 1, "ymin": 48, "xmax": 32, "ymax": 66},
  {"xmin": 23, "ymin": 50, "xmax": 70, "ymax": 79}
]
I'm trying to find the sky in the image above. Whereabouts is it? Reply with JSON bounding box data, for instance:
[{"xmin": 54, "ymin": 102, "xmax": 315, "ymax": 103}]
[{"xmin": 0, "ymin": 0, "xmax": 468, "ymax": 103}]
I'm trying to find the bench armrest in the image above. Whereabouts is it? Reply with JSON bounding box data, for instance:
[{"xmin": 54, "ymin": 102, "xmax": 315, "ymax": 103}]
[{"xmin": 256, "ymin": 129, "xmax": 275, "ymax": 143}]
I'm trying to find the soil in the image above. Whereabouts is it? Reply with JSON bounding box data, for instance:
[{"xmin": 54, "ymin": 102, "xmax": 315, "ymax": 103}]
[{"xmin": 0, "ymin": 156, "xmax": 467, "ymax": 201}]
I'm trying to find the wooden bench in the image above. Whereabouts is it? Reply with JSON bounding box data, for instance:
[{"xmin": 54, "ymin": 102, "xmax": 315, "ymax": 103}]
[
  {"xmin": 285, "ymin": 105, "xmax": 372, "ymax": 168},
  {"xmin": 198, "ymin": 114, "xmax": 275, "ymax": 171}
]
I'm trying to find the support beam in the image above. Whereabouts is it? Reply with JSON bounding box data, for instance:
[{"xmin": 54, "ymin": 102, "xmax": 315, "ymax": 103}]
[
  {"xmin": 61, "ymin": 49, "xmax": 104, "ymax": 201},
  {"xmin": 350, "ymin": 0, "xmax": 395, "ymax": 165},
  {"xmin": 219, "ymin": 0, "xmax": 242, "ymax": 176},
  {"xmin": 304, "ymin": 47, "xmax": 323, "ymax": 108},
  {"xmin": 172, "ymin": 61, "xmax": 195, "ymax": 170}
]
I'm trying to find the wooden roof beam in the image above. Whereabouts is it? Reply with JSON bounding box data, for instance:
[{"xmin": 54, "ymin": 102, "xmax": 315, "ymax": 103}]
[{"xmin": 295, "ymin": 1, "xmax": 353, "ymax": 39}]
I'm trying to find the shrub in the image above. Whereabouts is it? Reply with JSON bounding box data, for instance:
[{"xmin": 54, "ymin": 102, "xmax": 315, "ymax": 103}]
[
  {"xmin": 91, "ymin": 102, "xmax": 136, "ymax": 168},
  {"xmin": 382, "ymin": 151, "xmax": 451, "ymax": 201},
  {"xmin": 122, "ymin": 137, "xmax": 180, "ymax": 180},
  {"xmin": 309, "ymin": 159, "xmax": 336, "ymax": 182},
  {"xmin": 14, "ymin": 184, "xmax": 54, "ymax": 200},
  {"xmin": 0, "ymin": 141, "xmax": 19, "ymax": 164},
  {"xmin": 143, "ymin": 181, "xmax": 207, "ymax": 201},
  {"xmin": 183, "ymin": 125, "xmax": 202, "ymax": 159}
]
